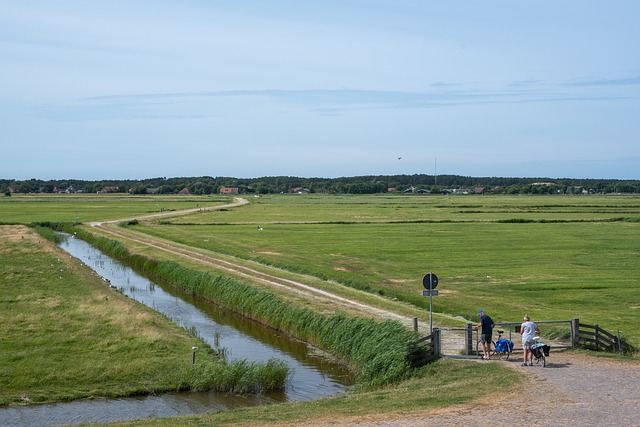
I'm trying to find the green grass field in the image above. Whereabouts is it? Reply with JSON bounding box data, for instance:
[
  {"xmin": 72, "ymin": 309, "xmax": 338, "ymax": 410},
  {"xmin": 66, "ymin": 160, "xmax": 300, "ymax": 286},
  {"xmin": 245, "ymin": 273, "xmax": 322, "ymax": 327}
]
[
  {"xmin": 0, "ymin": 193, "xmax": 227, "ymax": 223},
  {"xmin": 1, "ymin": 192, "xmax": 638, "ymax": 425},
  {"xmin": 3, "ymin": 193, "xmax": 638, "ymax": 345},
  {"xmin": 124, "ymin": 193, "xmax": 640, "ymax": 346}
]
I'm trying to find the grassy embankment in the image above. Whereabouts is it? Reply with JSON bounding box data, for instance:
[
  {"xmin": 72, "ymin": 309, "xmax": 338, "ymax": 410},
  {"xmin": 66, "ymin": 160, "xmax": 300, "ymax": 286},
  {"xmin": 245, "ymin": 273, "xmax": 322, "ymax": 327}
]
[
  {"xmin": 0, "ymin": 224, "xmax": 288, "ymax": 406},
  {"xmin": 129, "ymin": 193, "xmax": 640, "ymax": 346}
]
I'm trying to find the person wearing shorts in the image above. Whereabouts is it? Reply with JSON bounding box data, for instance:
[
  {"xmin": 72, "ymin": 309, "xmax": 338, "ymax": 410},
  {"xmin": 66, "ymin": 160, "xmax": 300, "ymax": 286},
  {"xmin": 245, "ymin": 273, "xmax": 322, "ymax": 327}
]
[
  {"xmin": 474, "ymin": 309, "xmax": 494, "ymax": 360},
  {"xmin": 520, "ymin": 315, "xmax": 540, "ymax": 366}
]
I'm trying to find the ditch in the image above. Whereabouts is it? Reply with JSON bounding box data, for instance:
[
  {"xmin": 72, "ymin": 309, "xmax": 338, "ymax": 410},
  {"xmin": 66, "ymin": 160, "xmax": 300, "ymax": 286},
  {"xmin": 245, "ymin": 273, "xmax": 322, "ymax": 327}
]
[{"xmin": 0, "ymin": 233, "xmax": 353, "ymax": 426}]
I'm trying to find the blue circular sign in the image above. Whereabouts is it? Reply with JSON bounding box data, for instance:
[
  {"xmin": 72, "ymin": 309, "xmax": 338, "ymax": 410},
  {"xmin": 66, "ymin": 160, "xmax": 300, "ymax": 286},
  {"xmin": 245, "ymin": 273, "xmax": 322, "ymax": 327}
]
[{"xmin": 422, "ymin": 273, "xmax": 438, "ymax": 290}]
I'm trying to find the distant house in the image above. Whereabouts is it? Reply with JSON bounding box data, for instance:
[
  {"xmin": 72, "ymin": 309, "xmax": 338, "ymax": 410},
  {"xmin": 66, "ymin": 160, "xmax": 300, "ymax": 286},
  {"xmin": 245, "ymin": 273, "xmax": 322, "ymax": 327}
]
[
  {"xmin": 387, "ymin": 187, "xmax": 397, "ymax": 193},
  {"xmin": 146, "ymin": 187, "xmax": 160, "ymax": 194},
  {"xmin": 178, "ymin": 187, "xmax": 190, "ymax": 195},
  {"xmin": 65, "ymin": 185, "xmax": 80, "ymax": 193},
  {"xmin": 452, "ymin": 188, "xmax": 470, "ymax": 195},
  {"xmin": 103, "ymin": 186, "xmax": 120, "ymax": 193},
  {"xmin": 532, "ymin": 182, "xmax": 556, "ymax": 186},
  {"xmin": 403, "ymin": 186, "xmax": 416, "ymax": 194},
  {"xmin": 291, "ymin": 187, "xmax": 310, "ymax": 194},
  {"xmin": 219, "ymin": 187, "xmax": 239, "ymax": 195},
  {"xmin": 474, "ymin": 188, "xmax": 486, "ymax": 195}
]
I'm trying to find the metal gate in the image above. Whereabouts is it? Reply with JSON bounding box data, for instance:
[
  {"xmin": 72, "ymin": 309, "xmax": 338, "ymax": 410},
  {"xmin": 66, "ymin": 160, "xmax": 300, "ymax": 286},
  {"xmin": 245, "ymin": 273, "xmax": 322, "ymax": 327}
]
[{"xmin": 432, "ymin": 320, "xmax": 574, "ymax": 358}]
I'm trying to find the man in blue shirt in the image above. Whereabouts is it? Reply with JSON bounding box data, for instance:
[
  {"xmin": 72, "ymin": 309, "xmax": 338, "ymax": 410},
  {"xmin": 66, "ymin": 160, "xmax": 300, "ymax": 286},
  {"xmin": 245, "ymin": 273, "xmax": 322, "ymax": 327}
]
[{"xmin": 474, "ymin": 309, "xmax": 495, "ymax": 360}]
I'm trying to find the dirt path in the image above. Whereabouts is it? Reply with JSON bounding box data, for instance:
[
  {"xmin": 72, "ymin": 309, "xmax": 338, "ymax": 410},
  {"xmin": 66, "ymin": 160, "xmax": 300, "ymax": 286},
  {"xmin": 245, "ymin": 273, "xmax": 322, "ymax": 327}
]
[{"xmin": 302, "ymin": 352, "xmax": 640, "ymax": 426}]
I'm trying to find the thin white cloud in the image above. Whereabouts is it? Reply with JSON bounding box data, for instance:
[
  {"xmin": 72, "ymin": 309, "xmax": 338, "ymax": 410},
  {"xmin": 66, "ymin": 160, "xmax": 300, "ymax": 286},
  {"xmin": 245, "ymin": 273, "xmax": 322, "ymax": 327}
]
[{"xmin": 31, "ymin": 80, "xmax": 634, "ymax": 122}]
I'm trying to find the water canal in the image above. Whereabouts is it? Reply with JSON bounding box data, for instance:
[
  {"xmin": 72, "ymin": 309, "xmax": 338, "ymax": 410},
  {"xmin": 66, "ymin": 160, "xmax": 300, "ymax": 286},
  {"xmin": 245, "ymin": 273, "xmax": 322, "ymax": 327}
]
[{"xmin": 0, "ymin": 234, "xmax": 353, "ymax": 426}]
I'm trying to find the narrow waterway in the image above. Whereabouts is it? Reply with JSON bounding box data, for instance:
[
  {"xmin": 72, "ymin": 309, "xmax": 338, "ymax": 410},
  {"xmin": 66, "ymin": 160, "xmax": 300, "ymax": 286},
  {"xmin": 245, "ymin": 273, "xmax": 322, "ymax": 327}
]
[{"xmin": 0, "ymin": 234, "xmax": 353, "ymax": 426}]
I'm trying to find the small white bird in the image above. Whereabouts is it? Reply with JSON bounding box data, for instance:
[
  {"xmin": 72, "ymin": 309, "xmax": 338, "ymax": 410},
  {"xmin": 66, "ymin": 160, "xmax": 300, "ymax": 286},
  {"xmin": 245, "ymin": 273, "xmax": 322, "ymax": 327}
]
[{"xmin": 257, "ymin": 226, "xmax": 263, "ymax": 231}]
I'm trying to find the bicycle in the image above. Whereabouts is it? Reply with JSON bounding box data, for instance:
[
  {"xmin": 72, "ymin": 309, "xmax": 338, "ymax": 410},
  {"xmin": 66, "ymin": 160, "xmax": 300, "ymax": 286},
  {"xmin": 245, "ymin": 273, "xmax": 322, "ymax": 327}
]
[
  {"xmin": 531, "ymin": 336, "xmax": 550, "ymax": 367},
  {"xmin": 491, "ymin": 330, "xmax": 514, "ymax": 360}
]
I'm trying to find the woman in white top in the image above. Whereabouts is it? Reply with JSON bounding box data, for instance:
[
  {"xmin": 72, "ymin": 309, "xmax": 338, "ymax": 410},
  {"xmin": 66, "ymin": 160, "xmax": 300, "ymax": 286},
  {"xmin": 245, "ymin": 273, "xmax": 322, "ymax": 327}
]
[{"xmin": 520, "ymin": 315, "xmax": 540, "ymax": 366}]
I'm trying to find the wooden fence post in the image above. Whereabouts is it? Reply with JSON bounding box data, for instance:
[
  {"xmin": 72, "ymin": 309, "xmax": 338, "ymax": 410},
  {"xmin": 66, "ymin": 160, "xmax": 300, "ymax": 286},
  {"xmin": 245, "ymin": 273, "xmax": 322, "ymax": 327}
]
[
  {"xmin": 432, "ymin": 328, "xmax": 441, "ymax": 358},
  {"xmin": 413, "ymin": 317, "xmax": 418, "ymax": 333},
  {"xmin": 594, "ymin": 324, "xmax": 600, "ymax": 351},
  {"xmin": 570, "ymin": 318, "xmax": 580, "ymax": 347},
  {"xmin": 465, "ymin": 323, "xmax": 473, "ymax": 355}
]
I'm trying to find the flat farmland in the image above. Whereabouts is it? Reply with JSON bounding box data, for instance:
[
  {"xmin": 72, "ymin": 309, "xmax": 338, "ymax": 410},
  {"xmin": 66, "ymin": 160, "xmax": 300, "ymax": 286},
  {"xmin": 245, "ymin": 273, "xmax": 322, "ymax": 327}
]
[
  {"xmin": 2, "ymin": 193, "xmax": 639, "ymax": 346},
  {"xmin": 132, "ymin": 194, "xmax": 640, "ymax": 346},
  {"xmin": 0, "ymin": 193, "xmax": 227, "ymax": 223}
]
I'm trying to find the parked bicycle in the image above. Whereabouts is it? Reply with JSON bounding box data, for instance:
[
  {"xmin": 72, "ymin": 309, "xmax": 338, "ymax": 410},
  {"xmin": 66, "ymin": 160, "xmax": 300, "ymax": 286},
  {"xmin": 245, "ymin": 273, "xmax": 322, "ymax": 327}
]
[
  {"xmin": 491, "ymin": 330, "xmax": 514, "ymax": 360},
  {"xmin": 475, "ymin": 330, "xmax": 513, "ymax": 360},
  {"xmin": 531, "ymin": 336, "xmax": 550, "ymax": 367}
]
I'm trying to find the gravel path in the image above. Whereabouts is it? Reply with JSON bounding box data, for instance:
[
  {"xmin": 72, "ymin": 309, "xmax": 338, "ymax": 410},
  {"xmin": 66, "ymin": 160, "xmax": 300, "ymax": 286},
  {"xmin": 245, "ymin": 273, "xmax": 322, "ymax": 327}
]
[{"xmin": 303, "ymin": 352, "xmax": 640, "ymax": 427}]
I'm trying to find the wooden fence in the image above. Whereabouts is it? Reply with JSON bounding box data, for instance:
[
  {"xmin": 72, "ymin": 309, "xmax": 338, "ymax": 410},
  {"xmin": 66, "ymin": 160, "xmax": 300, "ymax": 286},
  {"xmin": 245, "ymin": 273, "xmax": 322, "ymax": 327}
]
[
  {"xmin": 575, "ymin": 321, "xmax": 636, "ymax": 354},
  {"xmin": 415, "ymin": 318, "xmax": 636, "ymax": 359},
  {"xmin": 407, "ymin": 331, "xmax": 439, "ymax": 367}
]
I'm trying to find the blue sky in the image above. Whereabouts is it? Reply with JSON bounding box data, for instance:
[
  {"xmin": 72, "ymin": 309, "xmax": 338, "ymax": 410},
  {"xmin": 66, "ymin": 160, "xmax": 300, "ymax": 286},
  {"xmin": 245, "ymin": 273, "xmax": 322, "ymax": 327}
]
[{"xmin": 1, "ymin": 1, "xmax": 639, "ymax": 180}]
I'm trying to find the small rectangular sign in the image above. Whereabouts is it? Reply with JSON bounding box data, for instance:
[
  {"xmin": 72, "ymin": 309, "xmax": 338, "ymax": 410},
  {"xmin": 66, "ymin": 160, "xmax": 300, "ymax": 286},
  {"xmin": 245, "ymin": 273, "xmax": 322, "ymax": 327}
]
[{"xmin": 422, "ymin": 289, "xmax": 438, "ymax": 297}]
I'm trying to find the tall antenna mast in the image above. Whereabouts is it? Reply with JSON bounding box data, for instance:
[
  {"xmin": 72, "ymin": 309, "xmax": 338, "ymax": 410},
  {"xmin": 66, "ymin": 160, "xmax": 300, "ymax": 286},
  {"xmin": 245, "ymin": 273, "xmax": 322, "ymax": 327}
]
[{"xmin": 434, "ymin": 157, "xmax": 437, "ymax": 185}]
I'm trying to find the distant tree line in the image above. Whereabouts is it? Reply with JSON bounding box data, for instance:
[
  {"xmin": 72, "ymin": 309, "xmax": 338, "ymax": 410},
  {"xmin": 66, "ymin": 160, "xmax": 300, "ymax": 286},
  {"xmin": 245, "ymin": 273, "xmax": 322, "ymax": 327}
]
[{"xmin": 2, "ymin": 174, "xmax": 639, "ymax": 196}]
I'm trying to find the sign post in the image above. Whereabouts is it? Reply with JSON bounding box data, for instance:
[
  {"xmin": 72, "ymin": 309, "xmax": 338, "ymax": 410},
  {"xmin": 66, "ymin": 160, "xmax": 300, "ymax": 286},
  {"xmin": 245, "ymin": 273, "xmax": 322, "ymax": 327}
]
[{"xmin": 422, "ymin": 272, "xmax": 438, "ymax": 334}]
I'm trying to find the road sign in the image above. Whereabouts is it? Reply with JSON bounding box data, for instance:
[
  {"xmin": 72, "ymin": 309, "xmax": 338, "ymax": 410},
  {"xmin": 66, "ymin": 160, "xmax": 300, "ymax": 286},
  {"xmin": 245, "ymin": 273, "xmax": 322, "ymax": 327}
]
[
  {"xmin": 422, "ymin": 272, "xmax": 439, "ymax": 334},
  {"xmin": 422, "ymin": 273, "xmax": 438, "ymax": 290}
]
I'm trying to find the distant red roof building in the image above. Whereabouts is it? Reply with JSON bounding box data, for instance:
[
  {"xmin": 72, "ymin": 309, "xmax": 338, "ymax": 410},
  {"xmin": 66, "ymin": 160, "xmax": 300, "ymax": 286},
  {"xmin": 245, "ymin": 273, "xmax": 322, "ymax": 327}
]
[{"xmin": 219, "ymin": 187, "xmax": 239, "ymax": 195}]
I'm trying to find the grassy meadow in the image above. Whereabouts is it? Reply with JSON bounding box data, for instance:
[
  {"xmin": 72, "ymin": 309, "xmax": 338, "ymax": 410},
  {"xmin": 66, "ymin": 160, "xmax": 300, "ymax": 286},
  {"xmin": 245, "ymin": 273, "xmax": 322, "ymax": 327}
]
[
  {"xmin": 0, "ymin": 193, "xmax": 227, "ymax": 223},
  {"xmin": 129, "ymin": 193, "xmax": 640, "ymax": 346},
  {"xmin": 2, "ymin": 192, "xmax": 638, "ymax": 345}
]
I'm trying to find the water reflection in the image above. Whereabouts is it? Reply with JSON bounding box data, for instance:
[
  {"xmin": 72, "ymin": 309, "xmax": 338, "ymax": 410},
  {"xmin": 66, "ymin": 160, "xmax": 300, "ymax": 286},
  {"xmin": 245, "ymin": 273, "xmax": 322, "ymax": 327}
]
[{"xmin": 0, "ymin": 234, "xmax": 353, "ymax": 426}]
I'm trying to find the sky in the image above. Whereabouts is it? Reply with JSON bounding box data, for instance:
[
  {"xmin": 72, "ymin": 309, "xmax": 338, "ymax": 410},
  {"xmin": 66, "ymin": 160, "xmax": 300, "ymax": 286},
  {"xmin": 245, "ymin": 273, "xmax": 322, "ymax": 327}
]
[{"xmin": 1, "ymin": 1, "xmax": 639, "ymax": 181}]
